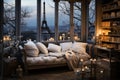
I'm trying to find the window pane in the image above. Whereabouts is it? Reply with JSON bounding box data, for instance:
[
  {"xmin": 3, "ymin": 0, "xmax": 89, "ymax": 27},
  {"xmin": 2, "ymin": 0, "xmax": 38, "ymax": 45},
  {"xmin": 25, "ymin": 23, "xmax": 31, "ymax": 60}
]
[
  {"xmin": 59, "ymin": 1, "xmax": 70, "ymax": 41},
  {"xmin": 74, "ymin": 2, "xmax": 81, "ymax": 41},
  {"xmin": 41, "ymin": 0, "xmax": 55, "ymax": 42},
  {"xmin": 58, "ymin": 1, "xmax": 81, "ymax": 41},
  {"xmin": 4, "ymin": 0, "xmax": 15, "ymax": 41},
  {"xmin": 88, "ymin": 0, "xmax": 95, "ymax": 42},
  {"xmin": 21, "ymin": 0, "xmax": 37, "ymax": 41}
]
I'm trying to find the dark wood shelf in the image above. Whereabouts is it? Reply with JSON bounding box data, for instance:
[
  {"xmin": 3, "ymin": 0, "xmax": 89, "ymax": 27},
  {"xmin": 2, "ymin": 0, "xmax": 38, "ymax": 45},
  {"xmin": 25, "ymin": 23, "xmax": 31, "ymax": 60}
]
[
  {"xmin": 108, "ymin": 34, "xmax": 120, "ymax": 37},
  {"xmin": 102, "ymin": 7, "xmax": 120, "ymax": 12},
  {"xmin": 95, "ymin": 45, "xmax": 120, "ymax": 62},
  {"xmin": 101, "ymin": 0, "xmax": 120, "ymax": 52},
  {"xmin": 102, "ymin": 0, "xmax": 118, "ymax": 5},
  {"xmin": 101, "ymin": 41, "xmax": 120, "ymax": 44},
  {"xmin": 102, "ymin": 17, "xmax": 120, "ymax": 21},
  {"xmin": 101, "ymin": 26, "xmax": 120, "ymax": 29}
]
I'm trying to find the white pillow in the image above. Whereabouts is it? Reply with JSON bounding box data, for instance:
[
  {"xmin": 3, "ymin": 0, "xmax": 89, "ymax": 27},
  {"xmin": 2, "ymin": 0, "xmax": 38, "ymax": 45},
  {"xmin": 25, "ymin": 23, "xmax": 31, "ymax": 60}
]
[
  {"xmin": 48, "ymin": 43, "xmax": 61, "ymax": 52},
  {"xmin": 36, "ymin": 42, "xmax": 48, "ymax": 55},
  {"xmin": 72, "ymin": 42, "xmax": 87, "ymax": 54},
  {"xmin": 24, "ymin": 40, "xmax": 39, "ymax": 57},
  {"xmin": 60, "ymin": 42, "xmax": 72, "ymax": 52}
]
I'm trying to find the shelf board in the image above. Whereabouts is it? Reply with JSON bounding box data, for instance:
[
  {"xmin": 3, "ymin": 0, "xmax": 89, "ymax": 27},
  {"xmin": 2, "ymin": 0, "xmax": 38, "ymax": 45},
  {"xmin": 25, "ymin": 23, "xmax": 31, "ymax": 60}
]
[
  {"xmin": 101, "ymin": 27, "xmax": 111, "ymax": 29},
  {"xmin": 102, "ymin": 17, "xmax": 120, "ymax": 21},
  {"xmin": 102, "ymin": 7, "xmax": 120, "ymax": 12},
  {"xmin": 102, "ymin": 0, "xmax": 117, "ymax": 5},
  {"xmin": 101, "ymin": 26, "xmax": 120, "ymax": 29},
  {"xmin": 95, "ymin": 45, "xmax": 111, "ymax": 51},
  {"xmin": 97, "ymin": 54, "xmax": 109, "ymax": 58},
  {"xmin": 102, "ymin": 41, "xmax": 120, "ymax": 44},
  {"xmin": 108, "ymin": 34, "xmax": 120, "ymax": 37},
  {"xmin": 99, "ymin": 34, "xmax": 120, "ymax": 37}
]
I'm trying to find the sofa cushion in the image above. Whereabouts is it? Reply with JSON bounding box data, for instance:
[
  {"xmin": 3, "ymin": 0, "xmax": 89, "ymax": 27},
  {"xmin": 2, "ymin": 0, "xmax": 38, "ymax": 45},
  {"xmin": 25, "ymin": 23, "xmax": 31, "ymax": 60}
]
[
  {"xmin": 72, "ymin": 42, "xmax": 88, "ymax": 54},
  {"xmin": 36, "ymin": 42, "xmax": 48, "ymax": 55},
  {"xmin": 26, "ymin": 56, "xmax": 66, "ymax": 65},
  {"xmin": 24, "ymin": 40, "xmax": 39, "ymax": 57},
  {"xmin": 48, "ymin": 52, "xmax": 65, "ymax": 58},
  {"xmin": 48, "ymin": 43, "xmax": 61, "ymax": 52},
  {"xmin": 60, "ymin": 42, "xmax": 72, "ymax": 52}
]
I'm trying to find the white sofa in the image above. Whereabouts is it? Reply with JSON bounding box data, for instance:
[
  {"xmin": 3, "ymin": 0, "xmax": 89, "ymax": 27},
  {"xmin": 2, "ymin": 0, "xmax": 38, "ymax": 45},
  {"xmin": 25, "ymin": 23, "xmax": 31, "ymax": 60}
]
[{"xmin": 22, "ymin": 40, "xmax": 93, "ymax": 73}]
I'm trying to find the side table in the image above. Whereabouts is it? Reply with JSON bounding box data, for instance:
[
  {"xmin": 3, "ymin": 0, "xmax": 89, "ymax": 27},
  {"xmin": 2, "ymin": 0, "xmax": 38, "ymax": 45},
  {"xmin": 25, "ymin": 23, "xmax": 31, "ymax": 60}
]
[{"xmin": 3, "ymin": 57, "xmax": 18, "ymax": 76}]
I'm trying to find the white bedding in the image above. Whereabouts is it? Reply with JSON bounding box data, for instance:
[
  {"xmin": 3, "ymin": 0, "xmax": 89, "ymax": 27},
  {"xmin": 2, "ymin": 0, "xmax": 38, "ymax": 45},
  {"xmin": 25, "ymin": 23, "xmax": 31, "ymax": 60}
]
[{"xmin": 26, "ymin": 51, "xmax": 90, "ymax": 68}]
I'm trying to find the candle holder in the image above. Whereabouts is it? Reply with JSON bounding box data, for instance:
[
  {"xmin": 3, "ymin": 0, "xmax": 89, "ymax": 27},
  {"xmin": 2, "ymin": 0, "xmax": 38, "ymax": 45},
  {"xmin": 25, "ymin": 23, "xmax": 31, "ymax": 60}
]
[
  {"xmin": 74, "ymin": 58, "xmax": 92, "ymax": 80},
  {"xmin": 62, "ymin": 33, "xmax": 65, "ymax": 40},
  {"xmin": 90, "ymin": 58, "xmax": 97, "ymax": 80},
  {"xmin": 74, "ymin": 68, "xmax": 81, "ymax": 80}
]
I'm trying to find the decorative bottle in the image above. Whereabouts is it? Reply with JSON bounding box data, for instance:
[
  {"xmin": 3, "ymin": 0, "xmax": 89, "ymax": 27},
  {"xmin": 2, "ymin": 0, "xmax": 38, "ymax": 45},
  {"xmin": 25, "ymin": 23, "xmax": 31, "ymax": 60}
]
[{"xmin": 16, "ymin": 65, "xmax": 23, "ymax": 80}]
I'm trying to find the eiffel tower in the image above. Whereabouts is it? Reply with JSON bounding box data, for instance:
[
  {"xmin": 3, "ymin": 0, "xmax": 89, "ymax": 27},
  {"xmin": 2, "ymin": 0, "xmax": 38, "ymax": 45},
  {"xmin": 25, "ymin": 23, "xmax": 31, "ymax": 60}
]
[
  {"xmin": 41, "ymin": 1, "xmax": 51, "ymax": 41},
  {"xmin": 41, "ymin": 1, "xmax": 51, "ymax": 34}
]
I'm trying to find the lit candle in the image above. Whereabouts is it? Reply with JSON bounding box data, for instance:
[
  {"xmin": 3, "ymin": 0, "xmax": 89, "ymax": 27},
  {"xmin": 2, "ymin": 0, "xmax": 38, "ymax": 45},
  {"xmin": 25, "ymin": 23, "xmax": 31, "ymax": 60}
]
[
  {"xmin": 74, "ymin": 36, "xmax": 78, "ymax": 40},
  {"xmin": 82, "ymin": 68, "xmax": 85, "ymax": 71},
  {"xmin": 76, "ymin": 69, "xmax": 79, "ymax": 72},
  {"xmin": 62, "ymin": 34, "xmax": 65, "ymax": 40},
  {"xmin": 93, "ymin": 59, "xmax": 96, "ymax": 64},
  {"xmin": 68, "ymin": 37, "xmax": 70, "ymax": 40},
  {"xmin": 90, "ymin": 58, "xmax": 93, "ymax": 61},
  {"xmin": 100, "ymin": 70, "xmax": 103, "ymax": 74},
  {"xmin": 85, "ymin": 66, "xmax": 88, "ymax": 69},
  {"xmin": 59, "ymin": 36, "xmax": 62, "ymax": 40},
  {"xmin": 85, "ymin": 66, "xmax": 90, "ymax": 72},
  {"xmin": 94, "ymin": 59, "xmax": 96, "ymax": 61},
  {"xmin": 8, "ymin": 56, "xmax": 10, "ymax": 59},
  {"xmin": 80, "ymin": 59, "xmax": 83, "ymax": 62}
]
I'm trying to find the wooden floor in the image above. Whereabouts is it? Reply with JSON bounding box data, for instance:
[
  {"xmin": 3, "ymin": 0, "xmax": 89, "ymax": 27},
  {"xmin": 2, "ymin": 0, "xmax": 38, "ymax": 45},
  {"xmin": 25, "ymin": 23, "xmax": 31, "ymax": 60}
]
[
  {"xmin": 3, "ymin": 66, "xmax": 111, "ymax": 80},
  {"xmin": 3, "ymin": 66, "xmax": 76, "ymax": 80},
  {"xmin": 2, "ymin": 58, "xmax": 120, "ymax": 80},
  {"xmin": 23, "ymin": 67, "xmax": 75, "ymax": 80}
]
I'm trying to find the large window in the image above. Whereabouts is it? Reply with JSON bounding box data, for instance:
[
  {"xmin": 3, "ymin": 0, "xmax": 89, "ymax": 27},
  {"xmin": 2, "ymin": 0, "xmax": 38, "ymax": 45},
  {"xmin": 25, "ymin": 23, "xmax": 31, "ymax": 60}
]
[{"xmin": 3, "ymin": 0, "xmax": 95, "ymax": 42}]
